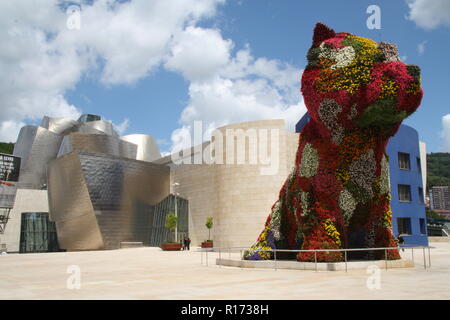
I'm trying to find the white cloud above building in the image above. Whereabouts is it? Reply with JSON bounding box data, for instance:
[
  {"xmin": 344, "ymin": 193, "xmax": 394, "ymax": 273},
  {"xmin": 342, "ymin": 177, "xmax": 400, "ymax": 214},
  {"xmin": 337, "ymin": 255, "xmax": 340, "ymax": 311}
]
[
  {"xmin": 0, "ymin": 0, "xmax": 306, "ymax": 151},
  {"xmin": 0, "ymin": 0, "xmax": 306, "ymax": 153},
  {"xmin": 406, "ymin": 0, "xmax": 450, "ymax": 30}
]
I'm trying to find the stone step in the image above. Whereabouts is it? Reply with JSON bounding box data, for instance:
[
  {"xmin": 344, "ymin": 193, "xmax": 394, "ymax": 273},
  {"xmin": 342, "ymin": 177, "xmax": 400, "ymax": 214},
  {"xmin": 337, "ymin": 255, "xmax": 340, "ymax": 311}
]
[{"xmin": 120, "ymin": 242, "xmax": 143, "ymax": 249}]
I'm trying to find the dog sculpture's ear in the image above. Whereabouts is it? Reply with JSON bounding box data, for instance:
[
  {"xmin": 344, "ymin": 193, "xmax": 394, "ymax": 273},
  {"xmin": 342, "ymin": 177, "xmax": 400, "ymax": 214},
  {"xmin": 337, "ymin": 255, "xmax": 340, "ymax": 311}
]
[{"xmin": 313, "ymin": 23, "xmax": 336, "ymax": 46}]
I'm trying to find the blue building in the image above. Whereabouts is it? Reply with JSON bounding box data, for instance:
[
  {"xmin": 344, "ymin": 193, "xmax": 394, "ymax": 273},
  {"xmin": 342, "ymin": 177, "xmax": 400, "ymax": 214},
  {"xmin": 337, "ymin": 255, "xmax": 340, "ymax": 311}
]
[
  {"xmin": 386, "ymin": 125, "xmax": 428, "ymax": 246},
  {"xmin": 295, "ymin": 113, "xmax": 428, "ymax": 246}
]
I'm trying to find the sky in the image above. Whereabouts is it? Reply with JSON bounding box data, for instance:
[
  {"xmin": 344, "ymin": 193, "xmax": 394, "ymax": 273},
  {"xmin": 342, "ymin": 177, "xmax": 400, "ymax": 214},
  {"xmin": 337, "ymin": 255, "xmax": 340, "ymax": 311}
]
[{"xmin": 1, "ymin": 0, "xmax": 449, "ymax": 155}]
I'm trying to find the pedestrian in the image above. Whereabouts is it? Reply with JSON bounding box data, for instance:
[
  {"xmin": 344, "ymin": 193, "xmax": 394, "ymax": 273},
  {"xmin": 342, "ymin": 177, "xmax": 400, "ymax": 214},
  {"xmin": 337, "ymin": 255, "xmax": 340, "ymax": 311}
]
[
  {"xmin": 186, "ymin": 237, "xmax": 191, "ymax": 251},
  {"xmin": 397, "ymin": 234, "xmax": 405, "ymax": 252},
  {"xmin": 182, "ymin": 236, "xmax": 187, "ymax": 251}
]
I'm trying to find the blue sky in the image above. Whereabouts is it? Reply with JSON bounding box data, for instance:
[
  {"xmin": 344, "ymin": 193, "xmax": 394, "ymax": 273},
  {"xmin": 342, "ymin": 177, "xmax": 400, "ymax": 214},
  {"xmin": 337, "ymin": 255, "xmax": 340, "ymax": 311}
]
[{"xmin": 1, "ymin": 0, "xmax": 449, "ymax": 154}]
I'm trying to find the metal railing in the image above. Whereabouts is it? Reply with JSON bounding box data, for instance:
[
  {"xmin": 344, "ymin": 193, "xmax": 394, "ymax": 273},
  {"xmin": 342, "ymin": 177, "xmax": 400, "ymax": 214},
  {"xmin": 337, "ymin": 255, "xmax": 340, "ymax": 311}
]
[{"xmin": 199, "ymin": 245, "xmax": 433, "ymax": 272}]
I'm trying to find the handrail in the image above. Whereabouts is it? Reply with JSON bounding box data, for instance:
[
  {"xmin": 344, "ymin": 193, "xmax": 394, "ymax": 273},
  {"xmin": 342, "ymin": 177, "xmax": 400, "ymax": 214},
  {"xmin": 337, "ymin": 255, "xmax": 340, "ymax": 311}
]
[
  {"xmin": 199, "ymin": 245, "xmax": 433, "ymax": 252},
  {"xmin": 199, "ymin": 245, "xmax": 433, "ymax": 272}
]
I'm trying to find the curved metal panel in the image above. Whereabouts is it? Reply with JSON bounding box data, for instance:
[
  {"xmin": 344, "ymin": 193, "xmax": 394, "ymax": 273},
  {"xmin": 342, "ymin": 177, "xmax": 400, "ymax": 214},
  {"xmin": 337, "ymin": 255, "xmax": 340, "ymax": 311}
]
[
  {"xmin": 57, "ymin": 133, "xmax": 137, "ymax": 159},
  {"xmin": 40, "ymin": 116, "xmax": 78, "ymax": 135},
  {"xmin": 121, "ymin": 134, "xmax": 162, "ymax": 162},
  {"xmin": 16, "ymin": 127, "xmax": 63, "ymax": 189},
  {"xmin": 47, "ymin": 152, "xmax": 104, "ymax": 250},
  {"xmin": 48, "ymin": 151, "xmax": 170, "ymax": 250},
  {"xmin": 82, "ymin": 120, "xmax": 117, "ymax": 136},
  {"xmin": 13, "ymin": 126, "xmax": 38, "ymax": 167}
]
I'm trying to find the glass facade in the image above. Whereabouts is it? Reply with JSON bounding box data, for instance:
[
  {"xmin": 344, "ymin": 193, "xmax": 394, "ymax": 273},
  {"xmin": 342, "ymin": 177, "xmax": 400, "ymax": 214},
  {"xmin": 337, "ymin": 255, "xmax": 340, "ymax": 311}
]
[
  {"xmin": 19, "ymin": 212, "xmax": 59, "ymax": 253},
  {"xmin": 77, "ymin": 114, "xmax": 101, "ymax": 123},
  {"xmin": 148, "ymin": 194, "xmax": 189, "ymax": 247}
]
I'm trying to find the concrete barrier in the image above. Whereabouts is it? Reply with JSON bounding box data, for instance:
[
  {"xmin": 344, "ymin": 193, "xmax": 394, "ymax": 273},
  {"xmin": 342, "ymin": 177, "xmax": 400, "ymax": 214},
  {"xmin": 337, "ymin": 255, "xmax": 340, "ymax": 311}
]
[{"xmin": 216, "ymin": 258, "xmax": 415, "ymax": 271}]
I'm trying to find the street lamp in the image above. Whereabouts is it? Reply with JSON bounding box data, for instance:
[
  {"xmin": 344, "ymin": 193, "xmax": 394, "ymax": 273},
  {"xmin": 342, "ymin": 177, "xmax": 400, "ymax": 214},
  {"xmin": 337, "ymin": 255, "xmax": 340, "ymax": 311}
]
[{"xmin": 172, "ymin": 182, "xmax": 180, "ymax": 242}]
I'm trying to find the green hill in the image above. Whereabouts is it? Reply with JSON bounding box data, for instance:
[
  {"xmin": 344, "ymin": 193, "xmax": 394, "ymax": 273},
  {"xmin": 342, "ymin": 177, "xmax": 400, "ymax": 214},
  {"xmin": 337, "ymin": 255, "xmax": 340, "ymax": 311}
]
[
  {"xmin": 427, "ymin": 152, "xmax": 450, "ymax": 188},
  {"xmin": 0, "ymin": 142, "xmax": 14, "ymax": 155}
]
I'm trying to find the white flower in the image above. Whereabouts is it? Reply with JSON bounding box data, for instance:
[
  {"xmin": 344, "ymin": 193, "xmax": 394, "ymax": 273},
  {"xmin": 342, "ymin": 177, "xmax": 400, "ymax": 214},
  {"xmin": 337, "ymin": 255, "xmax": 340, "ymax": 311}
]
[
  {"xmin": 339, "ymin": 189, "xmax": 356, "ymax": 225},
  {"xmin": 318, "ymin": 98, "xmax": 344, "ymax": 145},
  {"xmin": 270, "ymin": 201, "xmax": 282, "ymax": 240},
  {"xmin": 319, "ymin": 43, "xmax": 356, "ymax": 69},
  {"xmin": 349, "ymin": 149, "xmax": 376, "ymax": 198},
  {"xmin": 301, "ymin": 191, "xmax": 310, "ymax": 217},
  {"xmin": 300, "ymin": 143, "xmax": 319, "ymax": 178},
  {"xmin": 380, "ymin": 155, "xmax": 391, "ymax": 194}
]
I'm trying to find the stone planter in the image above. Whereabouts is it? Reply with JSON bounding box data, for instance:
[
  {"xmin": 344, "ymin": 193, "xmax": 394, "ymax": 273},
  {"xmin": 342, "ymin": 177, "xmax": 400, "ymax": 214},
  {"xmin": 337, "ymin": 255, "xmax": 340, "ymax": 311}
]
[
  {"xmin": 161, "ymin": 243, "xmax": 182, "ymax": 251},
  {"xmin": 201, "ymin": 241, "xmax": 213, "ymax": 248}
]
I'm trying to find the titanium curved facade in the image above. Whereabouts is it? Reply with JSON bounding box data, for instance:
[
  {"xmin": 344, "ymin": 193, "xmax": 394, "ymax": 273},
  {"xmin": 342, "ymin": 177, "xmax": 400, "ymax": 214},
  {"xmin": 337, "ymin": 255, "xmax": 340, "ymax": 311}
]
[
  {"xmin": 57, "ymin": 133, "xmax": 137, "ymax": 159},
  {"xmin": 121, "ymin": 134, "xmax": 161, "ymax": 162},
  {"xmin": 12, "ymin": 115, "xmax": 147, "ymax": 190},
  {"xmin": 13, "ymin": 126, "xmax": 63, "ymax": 189},
  {"xmin": 40, "ymin": 116, "xmax": 79, "ymax": 135},
  {"xmin": 48, "ymin": 151, "xmax": 170, "ymax": 250}
]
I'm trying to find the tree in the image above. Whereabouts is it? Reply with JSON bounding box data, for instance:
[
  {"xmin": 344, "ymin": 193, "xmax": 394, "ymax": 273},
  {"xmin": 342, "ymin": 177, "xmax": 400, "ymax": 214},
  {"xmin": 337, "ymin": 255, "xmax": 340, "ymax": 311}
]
[
  {"xmin": 165, "ymin": 212, "xmax": 178, "ymax": 243},
  {"xmin": 426, "ymin": 208, "xmax": 445, "ymax": 220},
  {"xmin": 0, "ymin": 142, "xmax": 14, "ymax": 155},
  {"xmin": 205, "ymin": 216, "xmax": 213, "ymax": 241}
]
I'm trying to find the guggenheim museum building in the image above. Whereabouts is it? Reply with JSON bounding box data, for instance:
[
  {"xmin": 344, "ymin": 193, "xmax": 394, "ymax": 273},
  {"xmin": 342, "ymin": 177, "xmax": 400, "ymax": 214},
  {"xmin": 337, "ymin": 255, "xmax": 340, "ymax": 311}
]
[{"xmin": 0, "ymin": 112, "xmax": 428, "ymax": 254}]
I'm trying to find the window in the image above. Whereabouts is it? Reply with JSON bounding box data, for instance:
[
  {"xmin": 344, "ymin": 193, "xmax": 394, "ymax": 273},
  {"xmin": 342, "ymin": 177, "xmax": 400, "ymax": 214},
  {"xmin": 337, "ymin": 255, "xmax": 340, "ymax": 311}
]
[
  {"xmin": 398, "ymin": 152, "xmax": 410, "ymax": 170},
  {"xmin": 398, "ymin": 184, "xmax": 412, "ymax": 202},
  {"xmin": 419, "ymin": 218, "xmax": 426, "ymax": 235},
  {"xmin": 418, "ymin": 187, "xmax": 424, "ymax": 203},
  {"xmin": 417, "ymin": 157, "xmax": 421, "ymax": 173},
  {"xmin": 398, "ymin": 218, "xmax": 412, "ymax": 235}
]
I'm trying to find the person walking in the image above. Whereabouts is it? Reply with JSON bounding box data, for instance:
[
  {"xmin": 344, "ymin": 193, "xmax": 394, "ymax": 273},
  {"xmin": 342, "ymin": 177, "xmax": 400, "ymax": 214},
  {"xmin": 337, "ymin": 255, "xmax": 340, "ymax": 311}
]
[
  {"xmin": 186, "ymin": 237, "xmax": 191, "ymax": 251},
  {"xmin": 397, "ymin": 234, "xmax": 405, "ymax": 252},
  {"xmin": 182, "ymin": 236, "xmax": 187, "ymax": 251}
]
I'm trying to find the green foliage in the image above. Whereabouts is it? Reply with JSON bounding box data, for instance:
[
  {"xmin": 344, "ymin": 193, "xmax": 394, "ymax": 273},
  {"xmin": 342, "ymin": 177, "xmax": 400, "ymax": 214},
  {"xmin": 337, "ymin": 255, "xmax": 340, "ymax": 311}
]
[
  {"xmin": 427, "ymin": 153, "xmax": 450, "ymax": 188},
  {"xmin": 306, "ymin": 47, "xmax": 322, "ymax": 67},
  {"xmin": 165, "ymin": 212, "xmax": 178, "ymax": 243},
  {"xmin": 356, "ymin": 98, "xmax": 406, "ymax": 132},
  {"xmin": 426, "ymin": 208, "xmax": 445, "ymax": 220},
  {"xmin": 0, "ymin": 142, "xmax": 14, "ymax": 155},
  {"xmin": 165, "ymin": 212, "xmax": 177, "ymax": 231},
  {"xmin": 205, "ymin": 216, "xmax": 213, "ymax": 229},
  {"xmin": 407, "ymin": 65, "xmax": 421, "ymax": 80},
  {"xmin": 205, "ymin": 216, "xmax": 213, "ymax": 241}
]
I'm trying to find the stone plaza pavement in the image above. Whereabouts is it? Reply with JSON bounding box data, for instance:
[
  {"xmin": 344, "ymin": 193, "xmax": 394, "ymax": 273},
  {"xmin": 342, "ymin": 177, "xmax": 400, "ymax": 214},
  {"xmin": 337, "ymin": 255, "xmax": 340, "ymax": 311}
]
[{"xmin": 0, "ymin": 242, "xmax": 449, "ymax": 299}]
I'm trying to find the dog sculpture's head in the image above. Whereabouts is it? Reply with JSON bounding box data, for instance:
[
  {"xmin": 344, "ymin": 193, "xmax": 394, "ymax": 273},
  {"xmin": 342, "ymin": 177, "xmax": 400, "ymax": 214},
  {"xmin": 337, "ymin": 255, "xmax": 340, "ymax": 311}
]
[{"xmin": 301, "ymin": 23, "xmax": 423, "ymax": 142}]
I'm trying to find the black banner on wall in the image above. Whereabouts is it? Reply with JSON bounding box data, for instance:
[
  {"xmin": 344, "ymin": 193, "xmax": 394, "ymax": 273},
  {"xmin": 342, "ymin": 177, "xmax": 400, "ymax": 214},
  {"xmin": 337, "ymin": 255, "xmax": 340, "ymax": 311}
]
[{"xmin": 0, "ymin": 153, "xmax": 21, "ymax": 182}]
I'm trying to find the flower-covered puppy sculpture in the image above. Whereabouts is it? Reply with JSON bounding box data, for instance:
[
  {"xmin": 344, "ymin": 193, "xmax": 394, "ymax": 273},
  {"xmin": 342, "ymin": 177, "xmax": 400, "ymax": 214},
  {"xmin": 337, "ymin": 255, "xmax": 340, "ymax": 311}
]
[{"xmin": 245, "ymin": 23, "xmax": 423, "ymax": 262}]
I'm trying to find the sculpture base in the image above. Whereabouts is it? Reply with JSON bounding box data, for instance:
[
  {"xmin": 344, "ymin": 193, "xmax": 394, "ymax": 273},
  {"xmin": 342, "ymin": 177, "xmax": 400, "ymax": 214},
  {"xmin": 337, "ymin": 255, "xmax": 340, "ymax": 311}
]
[{"xmin": 216, "ymin": 258, "xmax": 414, "ymax": 271}]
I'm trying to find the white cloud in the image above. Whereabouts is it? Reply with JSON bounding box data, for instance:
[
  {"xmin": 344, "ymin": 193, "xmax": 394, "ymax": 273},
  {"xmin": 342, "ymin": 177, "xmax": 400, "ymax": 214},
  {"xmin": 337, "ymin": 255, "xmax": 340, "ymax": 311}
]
[
  {"xmin": 1, "ymin": 0, "xmax": 306, "ymax": 154},
  {"xmin": 165, "ymin": 26, "xmax": 232, "ymax": 81},
  {"xmin": 442, "ymin": 114, "xmax": 450, "ymax": 152},
  {"xmin": 406, "ymin": 0, "xmax": 450, "ymax": 30},
  {"xmin": 417, "ymin": 41, "xmax": 427, "ymax": 55},
  {"xmin": 0, "ymin": 120, "xmax": 26, "ymax": 143},
  {"xmin": 0, "ymin": 0, "xmax": 224, "ymax": 142},
  {"xmin": 169, "ymin": 43, "xmax": 306, "ymax": 152}
]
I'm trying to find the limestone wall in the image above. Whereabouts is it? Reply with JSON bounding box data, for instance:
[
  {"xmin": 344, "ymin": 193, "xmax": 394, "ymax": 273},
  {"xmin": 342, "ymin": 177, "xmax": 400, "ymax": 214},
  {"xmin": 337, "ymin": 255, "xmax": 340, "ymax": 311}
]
[
  {"xmin": 0, "ymin": 189, "xmax": 49, "ymax": 252},
  {"xmin": 169, "ymin": 120, "xmax": 299, "ymax": 248}
]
